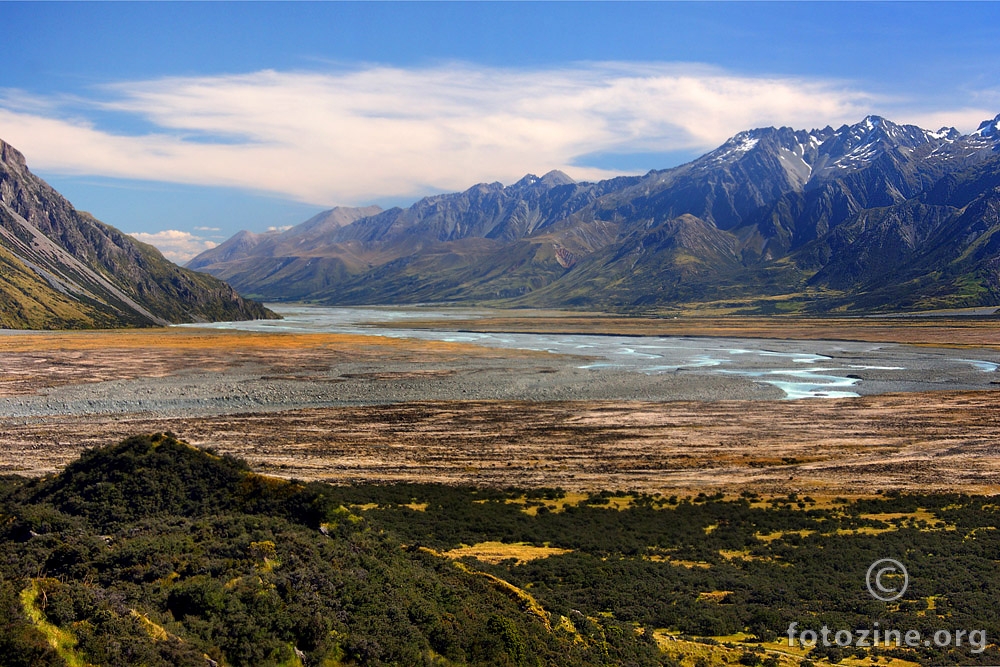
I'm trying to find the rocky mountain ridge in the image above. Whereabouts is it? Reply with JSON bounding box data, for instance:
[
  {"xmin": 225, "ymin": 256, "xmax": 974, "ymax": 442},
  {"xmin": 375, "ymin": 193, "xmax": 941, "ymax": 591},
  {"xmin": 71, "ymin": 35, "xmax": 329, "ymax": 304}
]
[
  {"xmin": 0, "ymin": 139, "xmax": 276, "ymax": 329},
  {"xmin": 192, "ymin": 113, "xmax": 1000, "ymax": 313}
]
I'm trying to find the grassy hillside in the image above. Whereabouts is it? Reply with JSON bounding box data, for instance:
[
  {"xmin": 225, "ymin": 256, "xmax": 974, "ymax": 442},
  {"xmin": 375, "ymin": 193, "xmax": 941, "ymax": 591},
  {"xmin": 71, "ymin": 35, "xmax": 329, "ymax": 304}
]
[{"xmin": 0, "ymin": 244, "xmax": 120, "ymax": 329}]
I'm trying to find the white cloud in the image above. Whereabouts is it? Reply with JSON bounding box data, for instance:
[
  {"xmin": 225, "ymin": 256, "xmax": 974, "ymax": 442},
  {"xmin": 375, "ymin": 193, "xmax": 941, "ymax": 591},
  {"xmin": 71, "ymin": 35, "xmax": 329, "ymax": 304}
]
[
  {"xmin": 127, "ymin": 229, "xmax": 217, "ymax": 264},
  {"xmin": 266, "ymin": 225, "xmax": 293, "ymax": 232},
  {"xmin": 193, "ymin": 226, "xmax": 220, "ymax": 231},
  {"xmin": 898, "ymin": 108, "xmax": 999, "ymax": 134},
  {"xmin": 0, "ymin": 63, "xmax": 992, "ymax": 206}
]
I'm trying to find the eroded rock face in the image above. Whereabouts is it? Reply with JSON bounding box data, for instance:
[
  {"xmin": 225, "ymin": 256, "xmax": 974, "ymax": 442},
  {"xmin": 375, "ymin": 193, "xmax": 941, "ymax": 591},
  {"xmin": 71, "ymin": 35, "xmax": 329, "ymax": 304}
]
[{"xmin": 0, "ymin": 138, "xmax": 277, "ymax": 329}]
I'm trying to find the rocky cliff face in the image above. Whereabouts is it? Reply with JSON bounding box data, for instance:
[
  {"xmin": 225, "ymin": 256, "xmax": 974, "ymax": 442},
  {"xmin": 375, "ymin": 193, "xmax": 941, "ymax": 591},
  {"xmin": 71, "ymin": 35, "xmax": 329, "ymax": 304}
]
[{"xmin": 0, "ymin": 139, "xmax": 277, "ymax": 329}]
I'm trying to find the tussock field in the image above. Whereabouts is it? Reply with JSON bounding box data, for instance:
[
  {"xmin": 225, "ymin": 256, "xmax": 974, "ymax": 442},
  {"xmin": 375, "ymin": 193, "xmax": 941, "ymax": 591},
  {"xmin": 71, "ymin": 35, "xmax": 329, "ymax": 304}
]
[{"xmin": 0, "ymin": 327, "xmax": 542, "ymax": 397}]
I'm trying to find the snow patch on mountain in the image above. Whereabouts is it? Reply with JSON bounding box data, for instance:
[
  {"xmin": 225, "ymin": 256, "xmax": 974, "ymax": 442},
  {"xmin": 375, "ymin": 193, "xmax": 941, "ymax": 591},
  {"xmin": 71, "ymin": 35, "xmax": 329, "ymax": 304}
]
[{"xmin": 973, "ymin": 114, "xmax": 1000, "ymax": 139}]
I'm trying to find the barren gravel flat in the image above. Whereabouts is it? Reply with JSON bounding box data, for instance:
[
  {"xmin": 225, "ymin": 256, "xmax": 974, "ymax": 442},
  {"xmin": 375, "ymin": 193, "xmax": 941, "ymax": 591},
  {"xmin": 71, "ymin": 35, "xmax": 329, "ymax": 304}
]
[
  {"xmin": 4, "ymin": 394, "xmax": 1000, "ymax": 496},
  {"xmin": 2, "ymin": 309, "xmax": 999, "ymax": 495}
]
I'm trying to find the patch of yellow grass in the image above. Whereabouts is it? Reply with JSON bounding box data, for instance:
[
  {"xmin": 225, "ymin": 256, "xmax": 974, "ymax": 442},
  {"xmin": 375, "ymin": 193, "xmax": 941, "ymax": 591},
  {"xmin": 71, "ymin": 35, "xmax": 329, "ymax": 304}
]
[
  {"xmin": 857, "ymin": 509, "xmax": 956, "ymax": 529},
  {"xmin": 696, "ymin": 591, "xmax": 732, "ymax": 603},
  {"xmin": 506, "ymin": 492, "xmax": 589, "ymax": 515},
  {"xmin": 917, "ymin": 595, "xmax": 941, "ymax": 617},
  {"xmin": 644, "ymin": 554, "xmax": 712, "ymax": 569},
  {"xmin": 352, "ymin": 501, "xmax": 433, "ymax": 512},
  {"xmin": 653, "ymin": 631, "xmax": 800, "ymax": 667},
  {"xmin": 19, "ymin": 579, "xmax": 93, "ymax": 667},
  {"xmin": 755, "ymin": 529, "xmax": 815, "ymax": 542},
  {"xmin": 835, "ymin": 526, "xmax": 895, "ymax": 536},
  {"xmin": 441, "ymin": 541, "xmax": 571, "ymax": 565},
  {"xmin": 131, "ymin": 610, "xmax": 170, "ymax": 642},
  {"xmin": 827, "ymin": 509, "xmax": 956, "ymax": 537},
  {"xmin": 708, "ymin": 631, "xmax": 754, "ymax": 643},
  {"xmin": 654, "ymin": 630, "xmax": 921, "ymax": 667},
  {"xmin": 718, "ymin": 549, "xmax": 779, "ymax": 564}
]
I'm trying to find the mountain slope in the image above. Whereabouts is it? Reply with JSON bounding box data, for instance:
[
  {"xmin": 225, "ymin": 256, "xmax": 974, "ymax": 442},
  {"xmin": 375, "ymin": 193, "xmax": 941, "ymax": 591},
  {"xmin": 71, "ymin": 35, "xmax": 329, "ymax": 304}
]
[
  {"xmin": 192, "ymin": 172, "xmax": 637, "ymax": 302},
  {"xmin": 0, "ymin": 139, "xmax": 276, "ymax": 329},
  {"xmin": 852, "ymin": 163, "xmax": 1000, "ymax": 310},
  {"xmin": 192, "ymin": 114, "xmax": 1000, "ymax": 313}
]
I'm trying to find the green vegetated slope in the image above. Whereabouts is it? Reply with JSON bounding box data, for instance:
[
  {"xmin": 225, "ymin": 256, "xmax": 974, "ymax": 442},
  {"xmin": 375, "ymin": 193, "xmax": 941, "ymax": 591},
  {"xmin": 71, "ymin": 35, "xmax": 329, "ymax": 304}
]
[
  {"xmin": 3, "ymin": 436, "xmax": 1000, "ymax": 666},
  {"xmin": 0, "ymin": 435, "xmax": 666, "ymax": 667},
  {"xmin": 0, "ymin": 243, "xmax": 123, "ymax": 329}
]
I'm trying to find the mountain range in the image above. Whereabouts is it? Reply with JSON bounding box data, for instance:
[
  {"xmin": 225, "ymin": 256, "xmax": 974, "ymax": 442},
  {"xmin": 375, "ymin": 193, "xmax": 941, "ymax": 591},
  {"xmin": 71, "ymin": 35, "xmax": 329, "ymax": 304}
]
[
  {"xmin": 191, "ymin": 114, "xmax": 1000, "ymax": 314},
  {"xmin": 0, "ymin": 139, "xmax": 275, "ymax": 329}
]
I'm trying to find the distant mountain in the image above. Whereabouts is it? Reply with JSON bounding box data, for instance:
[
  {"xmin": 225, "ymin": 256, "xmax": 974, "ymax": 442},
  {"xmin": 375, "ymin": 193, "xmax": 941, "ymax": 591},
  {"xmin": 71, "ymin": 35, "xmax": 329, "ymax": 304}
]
[
  {"xmin": 187, "ymin": 205, "xmax": 384, "ymax": 301},
  {"xmin": 191, "ymin": 114, "xmax": 1000, "ymax": 313},
  {"xmin": 0, "ymin": 139, "xmax": 276, "ymax": 329}
]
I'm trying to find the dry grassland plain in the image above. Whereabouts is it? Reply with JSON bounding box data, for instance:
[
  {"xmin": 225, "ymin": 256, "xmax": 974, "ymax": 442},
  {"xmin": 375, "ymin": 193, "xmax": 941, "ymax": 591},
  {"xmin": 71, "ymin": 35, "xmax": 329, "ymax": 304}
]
[{"xmin": 2, "ymin": 314, "xmax": 999, "ymax": 497}]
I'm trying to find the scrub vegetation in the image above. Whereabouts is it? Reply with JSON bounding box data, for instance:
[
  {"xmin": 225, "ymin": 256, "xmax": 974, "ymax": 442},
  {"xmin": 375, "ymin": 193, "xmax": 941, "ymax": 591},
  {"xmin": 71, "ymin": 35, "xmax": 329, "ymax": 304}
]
[{"xmin": 2, "ymin": 434, "xmax": 1000, "ymax": 666}]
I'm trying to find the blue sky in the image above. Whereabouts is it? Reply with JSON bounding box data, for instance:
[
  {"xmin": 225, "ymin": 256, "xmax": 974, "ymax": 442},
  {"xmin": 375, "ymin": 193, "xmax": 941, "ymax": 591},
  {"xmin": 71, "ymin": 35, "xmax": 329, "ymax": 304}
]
[{"xmin": 3, "ymin": 2, "xmax": 1000, "ymax": 262}]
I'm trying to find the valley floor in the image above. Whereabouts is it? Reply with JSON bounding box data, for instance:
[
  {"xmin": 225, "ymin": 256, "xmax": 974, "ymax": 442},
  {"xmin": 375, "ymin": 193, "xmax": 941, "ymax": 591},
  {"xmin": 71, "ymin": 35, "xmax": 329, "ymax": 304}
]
[
  {"xmin": 2, "ymin": 313, "xmax": 999, "ymax": 496},
  {"xmin": 3, "ymin": 393, "xmax": 1000, "ymax": 496}
]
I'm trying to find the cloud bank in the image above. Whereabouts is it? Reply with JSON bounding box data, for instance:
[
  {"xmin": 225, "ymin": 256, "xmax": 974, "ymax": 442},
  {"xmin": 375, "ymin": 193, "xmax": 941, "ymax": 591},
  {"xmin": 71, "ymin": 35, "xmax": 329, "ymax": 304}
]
[
  {"xmin": 127, "ymin": 229, "xmax": 217, "ymax": 264},
  {"xmin": 1, "ymin": 62, "xmax": 994, "ymax": 206}
]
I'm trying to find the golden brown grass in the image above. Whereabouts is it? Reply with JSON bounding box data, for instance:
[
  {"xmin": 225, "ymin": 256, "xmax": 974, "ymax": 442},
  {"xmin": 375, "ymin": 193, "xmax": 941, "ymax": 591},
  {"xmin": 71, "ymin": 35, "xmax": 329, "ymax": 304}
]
[
  {"xmin": 695, "ymin": 591, "xmax": 733, "ymax": 603},
  {"xmin": 0, "ymin": 328, "xmax": 544, "ymax": 397},
  {"xmin": 653, "ymin": 630, "xmax": 922, "ymax": 667},
  {"xmin": 440, "ymin": 541, "xmax": 572, "ymax": 565},
  {"xmin": 0, "ymin": 327, "xmax": 542, "ymax": 354}
]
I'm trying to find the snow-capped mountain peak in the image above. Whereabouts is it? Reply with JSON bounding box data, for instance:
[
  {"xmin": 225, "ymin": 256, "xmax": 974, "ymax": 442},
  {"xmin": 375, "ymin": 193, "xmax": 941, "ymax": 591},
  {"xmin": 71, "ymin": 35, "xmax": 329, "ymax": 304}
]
[
  {"xmin": 862, "ymin": 114, "xmax": 884, "ymax": 130},
  {"xmin": 973, "ymin": 113, "xmax": 1000, "ymax": 139}
]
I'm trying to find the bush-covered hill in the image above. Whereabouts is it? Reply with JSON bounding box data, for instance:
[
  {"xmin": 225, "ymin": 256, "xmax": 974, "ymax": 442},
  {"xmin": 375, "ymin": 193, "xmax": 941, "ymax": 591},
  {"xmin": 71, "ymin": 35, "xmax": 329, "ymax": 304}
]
[
  {"xmin": 0, "ymin": 434, "xmax": 667, "ymax": 666},
  {"xmin": 5, "ymin": 434, "xmax": 1000, "ymax": 666}
]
